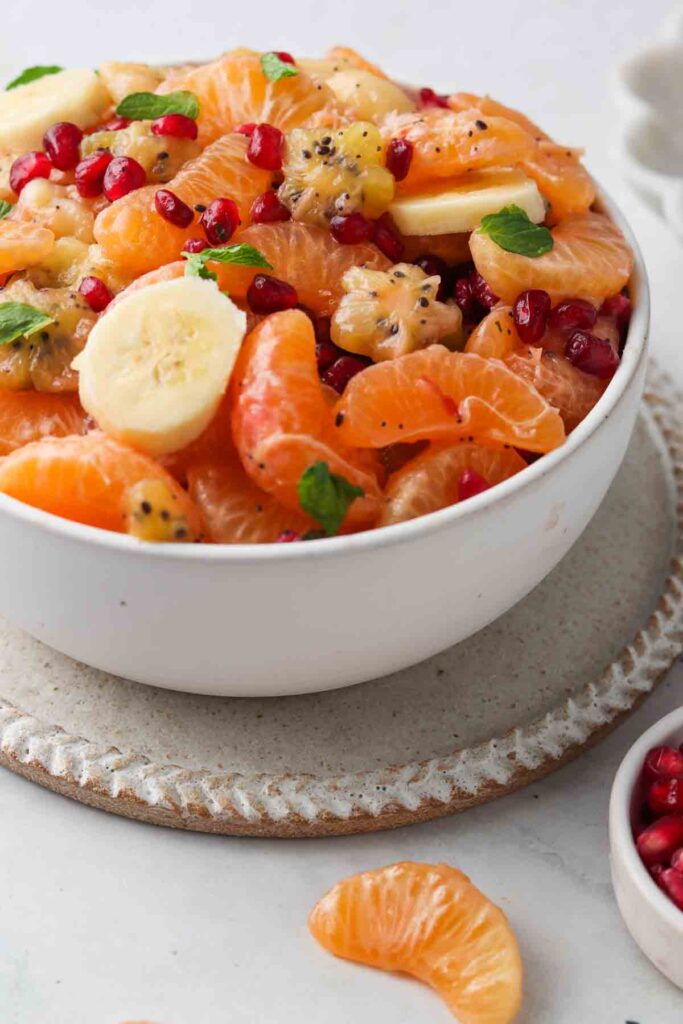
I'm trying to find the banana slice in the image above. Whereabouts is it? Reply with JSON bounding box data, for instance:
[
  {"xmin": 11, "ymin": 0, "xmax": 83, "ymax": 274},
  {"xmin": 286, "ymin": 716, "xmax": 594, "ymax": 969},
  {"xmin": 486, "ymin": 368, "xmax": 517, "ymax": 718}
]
[
  {"xmin": 326, "ymin": 69, "xmax": 415, "ymax": 120},
  {"xmin": 75, "ymin": 276, "xmax": 246, "ymax": 457},
  {"xmin": 389, "ymin": 169, "xmax": 546, "ymax": 236},
  {"xmin": 0, "ymin": 68, "xmax": 110, "ymax": 153}
]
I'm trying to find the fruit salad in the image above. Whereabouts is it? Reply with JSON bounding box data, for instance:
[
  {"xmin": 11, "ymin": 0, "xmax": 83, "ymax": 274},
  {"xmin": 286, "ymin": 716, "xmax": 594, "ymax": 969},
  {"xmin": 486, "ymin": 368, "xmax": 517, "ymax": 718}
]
[
  {"xmin": 635, "ymin": 744, "xmax": 683, "ymax": 912},
  {"xmin": 0, "ymin": 48, "xmax": 635, "ymax": 544}
]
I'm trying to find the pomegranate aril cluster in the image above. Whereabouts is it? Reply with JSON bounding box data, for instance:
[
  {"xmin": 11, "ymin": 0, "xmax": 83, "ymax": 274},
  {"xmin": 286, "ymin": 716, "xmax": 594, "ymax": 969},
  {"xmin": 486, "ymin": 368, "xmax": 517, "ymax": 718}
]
[{"xmin": 636, "ymin": 743, "xmax": 683, "ymax": 911}]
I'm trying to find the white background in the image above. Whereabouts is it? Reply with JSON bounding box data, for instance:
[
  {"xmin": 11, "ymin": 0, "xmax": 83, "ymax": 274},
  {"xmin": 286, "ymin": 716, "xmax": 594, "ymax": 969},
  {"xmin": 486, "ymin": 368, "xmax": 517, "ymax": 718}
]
[{"xmin": 2, "ymin": 1, "xmax": 683, "ymax": 1021}]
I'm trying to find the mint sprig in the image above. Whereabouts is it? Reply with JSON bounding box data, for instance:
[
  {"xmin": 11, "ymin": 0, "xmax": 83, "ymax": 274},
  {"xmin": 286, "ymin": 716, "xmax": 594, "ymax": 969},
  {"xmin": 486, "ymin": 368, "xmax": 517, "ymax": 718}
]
[
  {"xmin": 182, "ymin": 244, "xmax": 272, "ymax": 281},
  {"xmin": 297, "ymin": 462, "xmax": 364, "ymax": 536},
  {"xmin": 261, "ymin": 52, "xmax": 299, "ymax": 82},
  {"xmin": 0, "ymin": 200, "xmax": 12, "ymax": 220},
  {"xmin": 116, "ymin": 90, "xmax": 199, "ymax": 121},
  {"xmin": 478, "ymin": 204, "xmax": 553, "ymax": 258},
  {"xmin": 6, "ymin": 65, "xmax": 63, "ymax": 91},
  {"xmin": 0, "ymin": 303, "xmax": 54, "ymax": 346}
]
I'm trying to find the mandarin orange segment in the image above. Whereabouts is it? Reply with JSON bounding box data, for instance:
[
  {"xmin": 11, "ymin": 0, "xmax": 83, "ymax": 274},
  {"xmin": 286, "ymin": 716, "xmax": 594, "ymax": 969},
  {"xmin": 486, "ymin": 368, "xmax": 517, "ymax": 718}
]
[
  {"xmin": 0, "ymin": 391, "xmax": 87, "ymax": 456},
  {"xmin": 465, "ymin": 305, "xmax": 520, "ymax": 360},
  {"xmin": 157, "ymin": 50, "xmax": 334, "ymax": 145},
  {"xmin": 309, "ymin": 862, "xmax": 523, "ymax": 1024},
  {"xmin": 94, "ymin": 133, "xmax": 272, "ymax": 277},
  {"xmin": 520, "ymin": 142, "xmax": 596, "ymax": 224},
  {"xmin": 0, "ymin": 432, "xmax": 202, "ymax": 537},
  {"xmin": 470, "ymin": 212, "xmax": 633, "ymax": 305},
  {"xmin": 0, "ymin": 218, "xmax": 54, "ymax": 274},
  {"xmin": 230, "ymin": 309, "xmax": 382, "ymax": 524},
  {"xmin": 334, "ymin": 346, "xmax": 565, "ymax": 453},
  {"xmin": 504, "ymin": 347, "xmax": 606, "ymax": 431},
  {"xmin": 382, "ymin": 108, "xmax": 535, "ymax": 189},
  {"xmin": 381, "ymin": 442, "xmax": 526, "ymax": 525},
  {"xmin": 448, "ymin": 91, "xmax": 547, "ymax": 141}
]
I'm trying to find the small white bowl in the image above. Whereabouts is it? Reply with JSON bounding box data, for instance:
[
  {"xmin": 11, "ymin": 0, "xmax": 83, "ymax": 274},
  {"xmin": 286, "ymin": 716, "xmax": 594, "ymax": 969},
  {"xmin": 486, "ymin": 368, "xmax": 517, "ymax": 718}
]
[{"xmin": 609, "ymin": 707, "xmax": 683, "ymax": 989}]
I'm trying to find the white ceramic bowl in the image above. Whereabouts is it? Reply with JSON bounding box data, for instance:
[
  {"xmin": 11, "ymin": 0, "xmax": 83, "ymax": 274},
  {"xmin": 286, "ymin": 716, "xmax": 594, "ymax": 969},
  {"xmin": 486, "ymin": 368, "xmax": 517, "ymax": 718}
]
[
  {"xmin": 609, "ymin": 707, "xmax": 683, "ymax": 989},
  {"xmin": 0, "ymin": 191, "xmax": 649, "ymax": 697}
]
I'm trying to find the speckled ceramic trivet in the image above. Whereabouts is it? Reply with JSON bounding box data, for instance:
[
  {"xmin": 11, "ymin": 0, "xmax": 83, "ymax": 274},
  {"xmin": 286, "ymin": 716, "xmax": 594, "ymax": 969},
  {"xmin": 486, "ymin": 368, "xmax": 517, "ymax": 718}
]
[{"xmin": 0, "ymin": 364, "xmax": 681, "ymax": 838}]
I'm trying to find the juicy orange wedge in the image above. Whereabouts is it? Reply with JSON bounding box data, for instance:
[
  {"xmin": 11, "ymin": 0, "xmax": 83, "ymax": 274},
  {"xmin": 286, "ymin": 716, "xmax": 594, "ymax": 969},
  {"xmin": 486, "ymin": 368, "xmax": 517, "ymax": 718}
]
[
  {"xmin": 309, "ymin": 861, "xmax": 523, "ymax": 1024},
  {"xmin": 0, "ymin": 390, "xmax": 87, "ymax": 456},
  {"xmin": 0, "ymin": 218, "xmax": 54, "ymax": 274}
]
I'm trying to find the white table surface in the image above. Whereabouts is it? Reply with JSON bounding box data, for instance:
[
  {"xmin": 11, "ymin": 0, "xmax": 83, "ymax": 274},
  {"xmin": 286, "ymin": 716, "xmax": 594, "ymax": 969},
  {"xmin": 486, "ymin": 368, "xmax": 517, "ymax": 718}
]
[{"xmin": 2, "ymin": 1, "xmax": 683, "ymax": 1021}]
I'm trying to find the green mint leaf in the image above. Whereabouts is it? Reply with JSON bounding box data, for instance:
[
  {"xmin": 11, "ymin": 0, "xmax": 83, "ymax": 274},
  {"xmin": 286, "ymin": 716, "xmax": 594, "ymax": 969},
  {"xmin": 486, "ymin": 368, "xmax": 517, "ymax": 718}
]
[
  {"xmin": 6, "ymin": 65, "xmax": 63, "ymax": 90},
  {"xmin": 0, "ymin": 303, "xmax": 54, "ymax": 345},
  {"xmin": 183, "ymin": 254, "xmax": 217, "ymax": 281},
  {"xmin": 297, "ymin": 461, "xmax": 364, "ymax": 536},
  {"xmin": 478, "ymin": 204, "xmax": 553, "ymax": 258},
  {"xmin": 0, "ymin": 200, "xmax": 12, "ymax": 220},
  {"xmin": 116, "ymin": 90, "xmax": 199, "ymax": 121},
  {"xmin": 182, "ymin": 244, "xmax": 273, "ymax": 281},
  {"xmin": 260, "ymin": 52, "xmax": 299, "ymax": 82}
]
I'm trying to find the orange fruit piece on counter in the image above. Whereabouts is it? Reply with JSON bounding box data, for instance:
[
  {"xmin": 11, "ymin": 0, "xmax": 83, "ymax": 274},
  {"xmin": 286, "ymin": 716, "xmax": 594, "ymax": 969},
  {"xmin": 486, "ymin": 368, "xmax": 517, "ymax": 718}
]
[
  {"xmin": 309, "ymin": 861, "xmax": 523, "ymax": 1024},
  {"xmin": 334, "ymin": 346, "xmax": 565, "ymax": 453},
  {"xmin": 0, "ymin": 218, "xmax": 54, "ymax": 274},
  {"xmin": 380, "ymin": 441, "xmax": 526, "ymax": 525},
  {"xmin": 0, "ymin": 391, "xmax": 88, "ymax": 455},
  {"xmin": 230, "ymin": 308, "xmax": 382, "ymax": 525},
  {"xmin": 94, "ymin": 133, "xmax": 272, "ymax": 277},
  {"xmin": 469, "ymin": 212, "xmax": 633, "ymax": 305}
]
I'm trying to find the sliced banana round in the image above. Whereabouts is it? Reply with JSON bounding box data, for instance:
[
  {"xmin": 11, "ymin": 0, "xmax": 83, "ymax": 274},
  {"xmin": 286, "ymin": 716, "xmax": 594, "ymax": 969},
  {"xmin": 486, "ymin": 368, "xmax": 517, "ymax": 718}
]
[
  {"xmin": 0, "ymin": 68, "xmax": 111, "ymax": 153},
  {"xmin": 75, "ymin": 276, "xmax": 246, "ymax": 457}
]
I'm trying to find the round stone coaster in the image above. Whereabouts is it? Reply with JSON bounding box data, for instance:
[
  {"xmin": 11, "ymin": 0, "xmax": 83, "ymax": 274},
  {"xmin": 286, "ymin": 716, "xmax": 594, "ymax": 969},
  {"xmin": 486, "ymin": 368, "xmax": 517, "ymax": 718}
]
[{"xmin": 0, "ymin": 365, "xmax": 681, "ymax": 837}]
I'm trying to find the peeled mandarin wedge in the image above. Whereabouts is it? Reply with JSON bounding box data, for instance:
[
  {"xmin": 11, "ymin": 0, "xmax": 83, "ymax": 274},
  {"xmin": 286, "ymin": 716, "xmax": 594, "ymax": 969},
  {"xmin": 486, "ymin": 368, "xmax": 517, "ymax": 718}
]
[
  {"xmin": 381, "ymin": 442, "xmax": 526, "ymax": 525},
  {"xmin": 470, "ymin": 212, "xmax": 633, "ymax": 305},
  {"xmin": 230, "ymin": 308, "xmax": 382, "ymax": 524},
  {"xmin": 0, "ymin": 432, "xmax": 202, "ymax": 538},
  {"xmin": 157, "ymin": 50, "xmax": 334, "ymax": 145},
  {"xmin": 465, "ymin": 305, "xmax": 520, "ymax": 359},
  {"xmin": 504, "ymin": 347, "xmax": 606, "ymax": 431},
  {"xmin": 0, "ymin": 218, "xmax": 54, "ymax": 274},
  {"xmin": 0, "ymin": 391, "xmax": 87, "ymax": 455},
  {"xmin": 521, "ymin": 142, "xmax": 596, "ymax": 224},
  {"xmin": 334, "ymin": 346, "xmax": 565, "ymax": 453},
  {"xmin": 309, "ymin": 862, "xmax": 523, "ymax": 1024},
  {"xmin": 448, "ymin": 92, "xmax": 547, "ymax": 140},
  {"xmin": 94, "ymin": 133, "xmax": 272, "ymax": 277}
]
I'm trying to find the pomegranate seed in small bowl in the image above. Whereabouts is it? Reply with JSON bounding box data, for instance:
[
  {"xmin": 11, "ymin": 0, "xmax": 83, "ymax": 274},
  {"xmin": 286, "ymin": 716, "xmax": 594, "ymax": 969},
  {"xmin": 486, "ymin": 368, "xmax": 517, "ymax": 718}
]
[{"xmin": 609, "ymin": 706, "xmax": 683, "ymax": 988}]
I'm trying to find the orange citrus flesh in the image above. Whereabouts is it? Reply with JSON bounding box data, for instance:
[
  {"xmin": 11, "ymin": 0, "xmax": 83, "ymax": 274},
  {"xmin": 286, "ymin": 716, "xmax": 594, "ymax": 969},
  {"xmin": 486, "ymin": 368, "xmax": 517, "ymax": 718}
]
[
  {"xmin": 229, "ymin": 309, "xmax": 382, "ymax": 524},
  {"xmin": 0, "ymin": 391, "xmax": 87, "ymax": 456},
  {"xmin": 157, "ymin": 50, "xmax": 334, "ymax": 145},
  {"xmin": 400, "ymin": 230, "xmax": 471, "ymax": 266},
  {"xmin": 382, "ymin": 108, "xmax": 535, "ymax": 190},
  {"xmin": 94, "ymin": 133, "xmax": 272, "ymax": 277},
  {"xmin": 448, "ymin": 92, "xmax": 547, "ymax": 141},
  {"xmin": 334, "ymin": 346, "xmax": 565, "ymax": 453},
  {"xmin": 0, "ymin": 432, "xmax": 202, "ymax": 535},
  {"xmin": 326, "ymin": 46, "xmax": 389, "ymax": 78},
  {"xmin": 309, "ymin": 861, "xmax": 523, "ymax": 1024},
  {"xmin": 0, "ymin": 219, "xmax": 54, "ymax": 275},
  {"xmin": 381, "ymin": 441, "xmax": 526, "ymax": 525},
  {"xmin": 470, "ymin": 212, "xmax": 633, "ymax": 305},
  {"xmin": 465, "ymin": 305, "xmax": 520, "ymax": 360},
  {"xmin": 504, "ymin": 347, "xmax": 606, "ymax": 431}
]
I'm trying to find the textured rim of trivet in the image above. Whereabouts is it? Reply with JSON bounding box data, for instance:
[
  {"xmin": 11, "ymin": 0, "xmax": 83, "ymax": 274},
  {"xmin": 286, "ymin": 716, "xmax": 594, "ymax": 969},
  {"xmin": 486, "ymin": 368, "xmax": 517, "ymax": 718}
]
[{"xmin": 0, "ymin": 363, "xmax": 682, "ymax": 838}]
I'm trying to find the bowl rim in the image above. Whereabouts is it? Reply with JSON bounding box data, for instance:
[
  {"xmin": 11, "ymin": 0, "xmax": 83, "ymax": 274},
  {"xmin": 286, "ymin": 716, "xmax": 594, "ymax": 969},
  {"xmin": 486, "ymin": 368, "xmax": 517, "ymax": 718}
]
[
  {"xmin": 0, "ymin": 186, "xmax": 650, "ymax": 563},
  {"xmin": 609, "ymin": 706, "xmax": 683, "ymax": 935}
]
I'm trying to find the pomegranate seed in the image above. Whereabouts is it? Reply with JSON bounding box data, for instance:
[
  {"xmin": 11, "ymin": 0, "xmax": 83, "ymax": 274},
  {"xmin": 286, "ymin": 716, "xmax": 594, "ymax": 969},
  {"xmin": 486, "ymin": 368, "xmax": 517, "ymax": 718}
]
[
  {"xmin": 650, "ymin": 864, "xmax": 666, "ymax": 889},
  {"xmin": 200, "ymin": 197, "xmax": 241, "ymax": 245},
  {"xmin": 470, "ymin": 271, "xmax": 499, "ymax": 309},
  {"xmin": 247, "ymin": 123, "xmax": 284, "ymax": 171},
  {"xmin": 660, "ymin": 868, "xmax": 683, "ymax": 910},
  {"xmin": 373, "ymin": 220, "xmax": 404, "ymax": 262},
  {"xmin": 155, "ymin": 188, "xmax": 194, "ymax": 228},
  {"xmin": 247, "ymin": 274, "xmax": 299, "ymax": 314},
  {"xmin": 321, "ymin": 355, "xmax": 369, "ymax": 394},
  {"xmin": 103, "ymin": 156, "xmax": 146, "ymax": 201},
  {"xmin": 151, "ymin": 113, "xmax": 198, "ymax": 140},
  {"xmin": 636, "ymin": 815, "xmax": 683, "ymax": 865},
  {"xmin": 274, "ymin": 51, "xmax": 296, "ymax": 65},
  {"xmin": 183, "ymin": 237, "xmax": 209, "ymax": 253},
  {"xmin": 600, "ymin": 293, "xmax": 632, "ymax": 331},
  {"xmin": 458, "ymin": 469, "xmax": 491, "ymax": 502},
  {"xmin": 9, "ymin": 150, "xmax": 52, "ymax": 195},
  {"xmin": 235, "ymin": 122, "xmax": 257, "ymax": 137},
  {"xmin": 310, "ymin": 316, "xmax": 342, "ymax": 371},
  {"xmin": 385, "ymin": 138, "xmax": 413, "ymax": 181},
  {"xmin": 419, "ymin": 87, "xmax": 450, "ymax": 109},
  {"xmin": 43, "ymin": 122, "xmax": 83, "ymax": 171},
  {"xmin": 566, "ymin": 331, "xmax": 620, "ymax": 379},
  {"xmin": 250, "ymin": 190, "xmax": 291, "ymax": 224},
  {"xmin": 276, "ymin": 529, "xmax": 301, "ymax": 542},
  {"xmin": 648, "ymin": 777, "xmax": 683, "ymax": 816},
  {"xmin": 414, "ymin": 254, "xmax": 450, "ymax": 302},
  {"xmin": 548, "ymin": 298, "xmax": 597, "ymax": 332},
  {"xmin": 671, "ymin": 848, "xmax": 683, "ymax": 873},
  {"xmin": 513, "ymin": 289, "xmax": 551, "ymax": 345},
  {"xmin": 330, "ymin": 212, "xmax": 373, "ymax": 244},
  {"xmin": 644, "ymin": 745, "xmax": 683, "ymax": 781},
  {"xmin": 75, "ymin": 150, "xmax": 113, "ymax": 198},
  {"xmin": 79, "ymin": 275, "xmax": 113, "ymax": 312},
  {"xmin": 453, "ymin": 275, "xmax": 478, "ymax": 319},
  {"xmin": 102, "ymin": 115, "xmax": 130, "ymax": 131}
]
